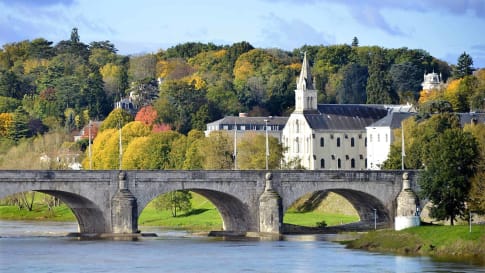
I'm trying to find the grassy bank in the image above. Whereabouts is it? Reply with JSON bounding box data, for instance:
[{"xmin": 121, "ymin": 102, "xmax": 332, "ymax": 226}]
[{"xmin": 346, "ymin": 225, "xmax": 485, "ymax": 265}]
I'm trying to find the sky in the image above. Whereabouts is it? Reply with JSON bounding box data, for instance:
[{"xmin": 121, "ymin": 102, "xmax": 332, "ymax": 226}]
[{"xmin": 1, "ymin": 0, "xmax": 485, "ymax": 68}]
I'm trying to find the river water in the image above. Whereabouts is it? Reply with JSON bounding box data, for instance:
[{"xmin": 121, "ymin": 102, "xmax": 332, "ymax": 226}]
[{"xmin": 0, "ymin": 221, "xmax": 483, "ymax": 273}]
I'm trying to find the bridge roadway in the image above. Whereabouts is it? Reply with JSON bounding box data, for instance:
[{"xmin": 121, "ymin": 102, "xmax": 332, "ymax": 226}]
[{"xmin": 0, "ymin": 170, "xmax": 419, "ymax": 235}]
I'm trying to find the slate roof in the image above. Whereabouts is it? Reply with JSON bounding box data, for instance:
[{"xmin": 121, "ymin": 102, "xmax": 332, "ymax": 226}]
[
  {"xmin": 458, "ymin": 112, "xmax": 485, "ymax": 127},
  {"xmin": 304, "ymin": 104, "xmax": 389, "ymax": 130},
  {"xmin": 369, "ymin": 112, "xmax": 416, "ymax": 129},
  {"xmin": 207, "ymin": 116, "xmax": 288, "ymax": 130}
]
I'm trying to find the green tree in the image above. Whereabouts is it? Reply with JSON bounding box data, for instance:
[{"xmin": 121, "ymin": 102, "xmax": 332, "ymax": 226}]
[
  {"xmin": 336, "ymin": 63, "xmax": 368, "ymax": 104},
  {"xmin": 419, "ymin": 128, "xmax": 479, "ymax": 225},
  {"xmin": 201, "ymin": 131, "xmax": 233, "ymax": 170},
  {"xmin": 153, "ymin": 190, "xmax": 192, "ymax": 217},
  {"xmin": 464, "ymin": 123, "xmax": 485, "ymax": 213},
  {"xmin": 366, "ymin": 47, "xmax": 397, "ymax": 104},
  {"xmin": 453, "ymin": 52, "xmax": 474, "ymax": 79}
]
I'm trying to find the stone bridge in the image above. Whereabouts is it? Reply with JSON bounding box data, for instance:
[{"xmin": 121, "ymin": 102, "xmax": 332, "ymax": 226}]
[{"xmin": 0, "ymin": 170, "xmax": 419, "ymax": 235}]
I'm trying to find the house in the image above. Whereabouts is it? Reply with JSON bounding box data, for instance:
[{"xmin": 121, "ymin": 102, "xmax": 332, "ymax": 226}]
[
  {"xmin": 366, "ymin": 111, "xmax": 416, "ymax": 170},
  {"xmin": 281, "ymin": 53, "xmax": 413, "ymax": 170},
  {"xmin": 205, "ymin": 113, "xmax": 288, "ymax": 141}
]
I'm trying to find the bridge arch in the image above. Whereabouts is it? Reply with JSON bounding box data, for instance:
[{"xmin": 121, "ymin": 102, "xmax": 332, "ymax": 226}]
[
  {"xmin": 2, "ymin": 190, "xmax": 106, "ymax": 234},
  {"xmin": 137, "ymin": 188, "xmax": 252, "ymax": 232},
  {"xmin": 282, "ymin": 188, "xmax": 390, "ymax": 227}
]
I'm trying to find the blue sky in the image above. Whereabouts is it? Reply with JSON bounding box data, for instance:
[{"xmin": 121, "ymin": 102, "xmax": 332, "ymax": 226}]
[{"xmin": 1, "ymin": 0, "xmax": 485, "ymax": 68}]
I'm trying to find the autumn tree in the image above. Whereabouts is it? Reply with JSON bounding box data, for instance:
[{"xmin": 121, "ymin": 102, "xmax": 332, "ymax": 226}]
[
  {"xmin": 135, "ymin": 105, "xmax": 158, "ymax": 127},
  {"xmin": 99, "ymin": 108, "xmax": 133, "ymax": 131},
  {"xmin": 201, "ymin": 131, "xmax": 233, "ymax": 170},
  {"xmin": 237, "ymin": 133, "xmax": 283, "ymax": 170}
]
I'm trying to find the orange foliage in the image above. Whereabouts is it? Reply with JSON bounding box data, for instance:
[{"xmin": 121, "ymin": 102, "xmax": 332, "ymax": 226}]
[
  {"xmin": 135, "ymin": 105, "xmax": 158, "ymax": 126},
  {"xmin": 152, "ymin": 123, "xmax": 172, "ymax": 133}
]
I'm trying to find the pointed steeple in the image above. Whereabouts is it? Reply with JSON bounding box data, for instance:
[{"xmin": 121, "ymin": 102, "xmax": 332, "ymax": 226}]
[{"xmin": 297, "ymin": 52, "xmax": 314, "ymax": 90}]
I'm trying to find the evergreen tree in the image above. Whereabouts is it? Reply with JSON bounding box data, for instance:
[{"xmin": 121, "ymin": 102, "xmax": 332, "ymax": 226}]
[
  {"xmin": 351, "ymin": 36, "xmax": 359, "ymax": 47},
  {"xmin": 366, "ymin": 55, "xmax": 396, "ymax": 104},
  {"xmin": 453, "ymin": 52, "xmax": 474, "ymax": 79}
]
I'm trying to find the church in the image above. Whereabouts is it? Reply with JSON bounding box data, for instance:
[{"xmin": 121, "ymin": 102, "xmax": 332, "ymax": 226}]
[{"xmin": 281, "ymin": 53, "xmax": 413, "ymax": 170}]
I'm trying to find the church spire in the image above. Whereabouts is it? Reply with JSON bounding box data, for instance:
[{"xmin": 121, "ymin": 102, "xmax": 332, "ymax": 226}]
[{"xmin": 297, "ymin": 52, "xmax": 314, "ymax": 90}]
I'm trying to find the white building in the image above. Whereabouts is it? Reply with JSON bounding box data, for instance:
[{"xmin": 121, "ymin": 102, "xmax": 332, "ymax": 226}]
[
  {"xmin": 281, "ymin": 53, "xmax": 413, "ymax": 170},
  {"xmin": 366, "ymin": 112, "xmax": 415, "ymax": 170},
  {"xmin": 421, "ymin": 71, "xmax": 444, "ymax": 91}
]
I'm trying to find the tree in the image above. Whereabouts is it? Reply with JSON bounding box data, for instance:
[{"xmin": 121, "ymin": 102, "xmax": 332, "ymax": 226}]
[
  {"xmin": 237, "ymin": 133, "xmax": 283, "ymax": 170},
  {"xmin": 336, "ymin": 63, "xmax": 368, "ymax": 104},
  {"xmin": 418, "ymin": 128, "xmax": 479, "ymax": 225},
  {"xmin": 453, "ymin": 52, "xmax": 474, "ymax": 79},
  {"xmin": 351, "ymin": 37, "xmax": 359, "ymax": 47},
  {"xmin": 135, "ymin": 105, "xmax": 157, "ymax": 126},
  {"xmin": 464, "ymin": 123, "xmax": 485, "ymax": 213},
  {"xmin": 99, "ymin": 108, "xmax": 133, "ymax": 131},
  {"xmin": 201, "ymin": 131, "xmax": 233, "ymax": 170},
  {"xmin": 389, "ymin": 62, "xmax": 423, "ymax": 103},
  {"xmin": 152, "ymin": 190, "xmax": 192, "ymax": 217},
  {"xmin": 366, "ymin": 47, "xmax": 397, "ymax": 104}
]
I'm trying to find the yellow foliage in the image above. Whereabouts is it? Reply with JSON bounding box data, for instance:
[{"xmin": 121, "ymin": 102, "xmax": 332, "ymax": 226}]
[
  {"xmin": 233, "ymin": 59, "xmax": 253, "ymax": 82},
  {"xmin": 286, "ymin": 63, "xmax": 302, "ymax": 73},
  {"xmin": 183, "ymin": 75, "xmax": 207, "ymax": 90},
  {"xmin": 100, "ymin": 63, "xmax": 122, "ymax": 79},
  {"xmin": 23, "ymin": 59, "xmax": 49, "ymax": 74},
  {"xmin": 0, "ymin": 112, "xmax": 14, "ymax": 137},
  {"xmin": 122, "ymin": 136, "xmax": 150, "ymax": 169},
  {"xmin": 418, "ymin": 89, "xmax": 442, "ymax": 104},
  {"xmin": 156, "ymin": 60, "xmax": 172, "ymax": 79}
]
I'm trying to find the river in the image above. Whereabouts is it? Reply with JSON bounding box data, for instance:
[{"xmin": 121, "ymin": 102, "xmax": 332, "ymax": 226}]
[{"xmin": 0, "ymin": 220, "xmax": 483, "ymax": 273}]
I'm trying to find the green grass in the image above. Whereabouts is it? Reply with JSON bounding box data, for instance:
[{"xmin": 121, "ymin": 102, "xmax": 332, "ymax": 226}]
[
  {"xmin": 347, "ymin": 225, "xmax": 485, "ymax": 264},
  {"xmin": 284, "ymin": 211, "xmax": 359, "ymax": 227},
  {"xmin": 138, "ymin": 193, "xmax": 223, "ymax": 231},
  {"xmin": 0, "ymin": 203, "xmax": 76, "ymax": 221}
]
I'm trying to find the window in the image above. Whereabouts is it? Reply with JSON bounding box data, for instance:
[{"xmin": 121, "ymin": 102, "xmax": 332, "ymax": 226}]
[
  {"xmin": 337, "ymin": 159, "xmax": 341, "ymax": 169},
  {"xmin": 365, "ymin": 137, "xmax": 367, "ymax": 147},
  {"xmin": 370, "ymin": 134, "xmax": 373, "ymax": 142},
  {"xmin": 345, "ymin": 155, "xmax": 349, "ymax": 160},
  {"xmin": 240, "ymin": 125, "xmax": 245, "ymax": 131},
  {"xmin": 377, "ymin": 134, "xmax": 380, "ymax": 142},
  {"xmin": 337, "ymin": 137, "xmax": 341, "ymax": 147},
  {"xmin": 351, "ymin": 159, "xmax": 355, "ymax": 168},
  {"xmin": 385, "ymin": 134, "xmax": 388, "ymax": 143},
  {"xmin": 359, "ymin": 154, "xmax": 364, "ymax": 159},
  {"xmin": 320, "ymin": 137, "xmax": 324, "ymax": 147},
  {"xmin": 330, "ymin": 134, "xmax": 334, "ymax": 139},
  {"xmin": 295, "ymin": 137, "xmax": 299, "ymax": 153},
  {"xmin": 351, "ymin": 137, "xmax": 355, "ymax": 147},
  {"xmin": 320, "ymin": 159, "xmax": 325, "ymax": 169},
  {"xmin": 295, "ymin": 120, "xmax": 299, "ymax": 133}
]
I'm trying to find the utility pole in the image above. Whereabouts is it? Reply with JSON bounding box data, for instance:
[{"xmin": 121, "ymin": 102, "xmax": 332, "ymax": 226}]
[
  {"xmin": 88, "ymin": 120, "xmax": 92, "ymax": 170},
  {"xmin": 264, "ymin": 119, "xmax": 269, "ymax": 170}
]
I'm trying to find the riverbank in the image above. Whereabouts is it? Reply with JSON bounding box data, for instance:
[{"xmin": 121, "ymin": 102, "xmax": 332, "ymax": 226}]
[{"xmin": 345, "ymin": 225, "xmax": 485, "ymax": 265}]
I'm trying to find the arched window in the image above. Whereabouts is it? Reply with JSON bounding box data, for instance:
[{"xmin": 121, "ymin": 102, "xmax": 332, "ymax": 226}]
[
  {"xmin": 295, "ymin": 120, "xmax": 299, "ymax": 133},
  {"xmin": 350, "ymin": 137, "xmax": 355, "ymax": 147},
  {"xmin": 351, "ymin": 159, "xmax": 355, "ymax": 169},
  {"xmin": 320, "ymin": 137, "xmax": 324, "ymax": 147},
  {"xmin": 337, "ymin": 137, "xmax": 341, "ymax": 147},
  {"xmin": 337, "ymin": 159, "xmax": 341, "ymax": 169},
  {"xmin": 295, "ymin": 137, "xmax": 299, "ymax": 153},
  {"xmin": 320, "ymin": 159, "xmax": 325, "ymax": 169}
]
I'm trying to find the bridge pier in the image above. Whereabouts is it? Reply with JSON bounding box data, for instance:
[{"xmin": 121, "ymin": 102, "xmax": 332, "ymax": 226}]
[
  {"xmin": 111, "ymin": 172, "xmax": 138, "ymax": 234},
  {"xmin": 395, "ymin": 172, "xmax": 420, "ymax": 230},
  {"xmin": 259, "ymin": 172, "xmax": 283, "ymax": 234}
]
